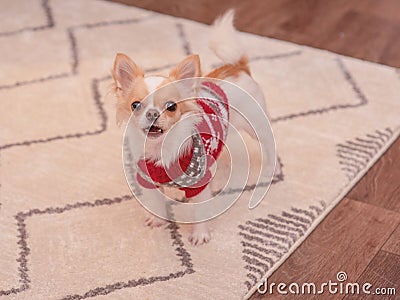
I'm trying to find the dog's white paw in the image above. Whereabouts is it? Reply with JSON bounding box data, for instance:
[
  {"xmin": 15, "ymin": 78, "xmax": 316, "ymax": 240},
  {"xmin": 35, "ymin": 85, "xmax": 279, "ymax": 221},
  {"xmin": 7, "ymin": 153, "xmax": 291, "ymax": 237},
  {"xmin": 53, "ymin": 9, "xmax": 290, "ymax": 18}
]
[
  {"xmin": 188, "ymin": 229, "xmax": 211, "ymax": 246},
  {"xmin": 145, "ymin": 216, "xmax": 168, "ymax": 228}
]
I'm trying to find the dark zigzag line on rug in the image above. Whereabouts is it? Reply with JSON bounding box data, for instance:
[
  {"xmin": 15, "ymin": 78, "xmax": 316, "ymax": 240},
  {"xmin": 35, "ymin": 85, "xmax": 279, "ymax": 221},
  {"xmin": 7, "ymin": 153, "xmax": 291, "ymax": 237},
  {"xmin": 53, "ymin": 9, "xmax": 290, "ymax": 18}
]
[
  {"xmin": 0, "ymin": 195, "xmax": 194, "ymax": 297},
  {"xmin": 0, "ymin": 0, "xmax": 54, "ymax": 37}
]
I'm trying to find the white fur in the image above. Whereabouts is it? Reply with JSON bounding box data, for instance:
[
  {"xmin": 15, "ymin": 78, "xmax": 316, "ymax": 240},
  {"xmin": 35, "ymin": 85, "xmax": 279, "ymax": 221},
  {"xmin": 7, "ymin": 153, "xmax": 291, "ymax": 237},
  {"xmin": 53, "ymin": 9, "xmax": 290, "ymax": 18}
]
[
  {"xmin": 209, "ymin": 9, "xmax": 244, "ymax": 65},
  {"xmin": 208, "ymin": 10, "xmax": 271, "ymax": 139},
  {"xmin": 136, "ymin": 76, "xmax": 164, "ymax": 128},
  {"xmin": 130, "ymin": 76, "xmax": 201, "ymax": 168},
  {"xmin": 157, "ymin": 112, "xmax": 201, "ymax": 168},
  {"xmin": 144, "ymin": 76, "xmax": 164, "ymax": 93},
  {"xmin": 220, "ymin": 73, "xmax": 270, "ymax": 139}
]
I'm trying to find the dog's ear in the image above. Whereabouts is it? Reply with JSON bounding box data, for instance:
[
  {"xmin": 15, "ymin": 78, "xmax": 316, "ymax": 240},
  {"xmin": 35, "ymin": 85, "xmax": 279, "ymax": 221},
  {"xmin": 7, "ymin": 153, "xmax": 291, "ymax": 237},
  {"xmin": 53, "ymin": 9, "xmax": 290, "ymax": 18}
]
[
  {"xmin": 113, "ymin": 53, "xmax": 144, "ymax": 96},
  {"xmin": 169, "ymin": 54, "xmax": 201, "ymax": 80}
]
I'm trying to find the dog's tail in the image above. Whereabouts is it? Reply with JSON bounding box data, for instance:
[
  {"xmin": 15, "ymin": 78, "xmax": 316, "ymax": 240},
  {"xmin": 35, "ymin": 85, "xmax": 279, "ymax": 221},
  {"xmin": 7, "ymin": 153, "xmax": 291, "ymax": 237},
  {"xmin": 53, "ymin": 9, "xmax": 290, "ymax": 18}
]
[{"xmin": 209, "ymin": 9, "xmax": 247, "ymax": 66}]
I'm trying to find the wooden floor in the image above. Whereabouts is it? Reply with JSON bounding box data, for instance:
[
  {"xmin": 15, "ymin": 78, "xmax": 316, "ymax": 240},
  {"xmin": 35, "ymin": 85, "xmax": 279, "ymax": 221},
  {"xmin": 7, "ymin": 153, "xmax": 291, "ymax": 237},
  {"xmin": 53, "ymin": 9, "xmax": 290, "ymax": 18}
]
[{"xmin": 111, "ymin": 1, "xmax": 400, "ymax": 298}]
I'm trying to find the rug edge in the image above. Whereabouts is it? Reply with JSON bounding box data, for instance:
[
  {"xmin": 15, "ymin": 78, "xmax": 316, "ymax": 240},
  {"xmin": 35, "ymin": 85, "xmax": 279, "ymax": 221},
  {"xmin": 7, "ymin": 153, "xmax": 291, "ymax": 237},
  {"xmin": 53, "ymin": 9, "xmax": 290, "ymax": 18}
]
[{"xmin": 243, "ymin": 126, "xmax": 400, "ymax": 300}]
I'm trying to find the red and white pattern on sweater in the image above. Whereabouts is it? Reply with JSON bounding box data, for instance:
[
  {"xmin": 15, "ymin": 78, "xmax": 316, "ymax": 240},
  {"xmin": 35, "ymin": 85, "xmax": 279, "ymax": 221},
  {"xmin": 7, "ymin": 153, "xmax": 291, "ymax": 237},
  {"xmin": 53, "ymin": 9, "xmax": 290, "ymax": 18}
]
[{"xmin": 136, "ymin": 81, "xmax": 230, "ymax": 198}]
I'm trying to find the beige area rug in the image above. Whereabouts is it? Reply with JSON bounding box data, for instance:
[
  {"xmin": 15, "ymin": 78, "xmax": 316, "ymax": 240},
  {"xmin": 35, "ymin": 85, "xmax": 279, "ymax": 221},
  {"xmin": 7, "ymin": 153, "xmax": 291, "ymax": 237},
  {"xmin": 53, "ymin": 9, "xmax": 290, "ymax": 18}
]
[{"xmin": 0, "ymin": 0, "xmax": 399, "ymax": 299}]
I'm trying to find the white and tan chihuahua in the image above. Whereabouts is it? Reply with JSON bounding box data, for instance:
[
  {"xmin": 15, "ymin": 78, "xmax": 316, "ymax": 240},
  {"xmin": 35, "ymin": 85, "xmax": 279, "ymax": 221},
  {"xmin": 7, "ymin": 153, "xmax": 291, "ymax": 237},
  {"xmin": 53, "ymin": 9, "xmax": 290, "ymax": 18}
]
[{"xmin": 112, "ymin": 10, "xmax": 281, "ymax": 245}]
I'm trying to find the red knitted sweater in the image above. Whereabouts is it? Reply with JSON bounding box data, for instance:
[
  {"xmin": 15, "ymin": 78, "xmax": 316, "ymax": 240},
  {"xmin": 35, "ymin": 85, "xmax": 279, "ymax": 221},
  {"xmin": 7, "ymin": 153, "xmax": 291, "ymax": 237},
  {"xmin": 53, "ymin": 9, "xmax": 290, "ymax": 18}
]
[{"xmin": 136, "ymin": 81, "xmax": 229, "ymax": 198}]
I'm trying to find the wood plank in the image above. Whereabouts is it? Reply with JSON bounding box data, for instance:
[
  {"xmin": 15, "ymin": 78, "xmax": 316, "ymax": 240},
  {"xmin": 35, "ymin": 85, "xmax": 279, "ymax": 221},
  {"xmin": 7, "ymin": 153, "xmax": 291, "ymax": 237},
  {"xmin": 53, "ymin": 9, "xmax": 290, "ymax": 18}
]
[
  {"xmin": 382, "ymin": 224, "xmax": 400, "ymax": 256},
  {"xmin": 347, "ymin": 137, "xmax": 400, "ymax": 213},
  {"xmin": 250, "ymin": 198, "xmax": 400, "ymax": 299},
  {"xmin": 354, "ymin": 0, "xmax": 400, "ymax": 23},
  {"xmin": 317, "ymin": 10, "xmax": 400, "ymax": 65},
  {"xmin": 113, "ymin": 0, "xmax": 235, "ymax": 24},
  {"xmin": 343, "ymin": 251, "xmax": 400, "ymax": 300}
]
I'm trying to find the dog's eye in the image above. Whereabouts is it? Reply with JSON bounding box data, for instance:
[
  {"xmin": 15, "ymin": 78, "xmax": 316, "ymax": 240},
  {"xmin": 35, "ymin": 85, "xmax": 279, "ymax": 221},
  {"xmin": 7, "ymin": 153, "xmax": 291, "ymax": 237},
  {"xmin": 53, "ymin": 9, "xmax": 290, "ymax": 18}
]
[
  {"xmin": 131, "ymin": 101, "xmax": 142, "ymax": 111},
  {"xmin": 165, "ymin": 101, "xmax": 177, "ymax": 112}
]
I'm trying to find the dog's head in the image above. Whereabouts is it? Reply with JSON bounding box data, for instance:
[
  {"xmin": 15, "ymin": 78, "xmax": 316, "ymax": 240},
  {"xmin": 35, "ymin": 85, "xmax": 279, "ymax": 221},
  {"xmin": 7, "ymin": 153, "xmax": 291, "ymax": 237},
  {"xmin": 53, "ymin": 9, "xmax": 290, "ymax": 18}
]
[
  {"xmin": 112, "ymin": 53, "xmax": 201, "ymax": 137},
  {"xmin": 112, "ymin": 53, "xmax": 203, "ymax": 165}
]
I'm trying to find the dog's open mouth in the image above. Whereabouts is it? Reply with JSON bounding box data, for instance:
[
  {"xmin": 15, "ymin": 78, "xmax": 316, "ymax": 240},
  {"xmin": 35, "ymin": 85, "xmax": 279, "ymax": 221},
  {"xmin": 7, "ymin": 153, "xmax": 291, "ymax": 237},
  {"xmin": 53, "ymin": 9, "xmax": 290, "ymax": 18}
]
[{"xmin": 144, "ymin": 125, "xmax": 164, "ymax": 138}]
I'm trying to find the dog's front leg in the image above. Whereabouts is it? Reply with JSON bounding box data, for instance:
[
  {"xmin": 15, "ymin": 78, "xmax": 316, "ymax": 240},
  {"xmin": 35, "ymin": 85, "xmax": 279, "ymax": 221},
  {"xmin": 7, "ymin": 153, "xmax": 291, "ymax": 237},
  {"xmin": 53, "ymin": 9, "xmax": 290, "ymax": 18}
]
[
  {"xmin": 144, "ymin": 188, "xmax": 169, "ymax": 228},
  {"xmin": 188, "ymin": 186, "xmax": 212, "ymax": 246}
]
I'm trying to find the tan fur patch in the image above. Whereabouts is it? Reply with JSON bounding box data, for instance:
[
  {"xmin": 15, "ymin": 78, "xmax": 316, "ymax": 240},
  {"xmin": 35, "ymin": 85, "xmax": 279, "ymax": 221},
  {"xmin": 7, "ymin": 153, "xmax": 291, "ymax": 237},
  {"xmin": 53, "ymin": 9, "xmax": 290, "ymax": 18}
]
[
  {"xmin": 152, "ymin": 79, "xmax": 200, "ymax": 131},
  {"xmin": 112, "ymin": 53, "xmax": 149, "ymax": 125},
  {"xmin": 169, "ymin": 54, "xmax": 201, "ymax": 80},
  {"xmin": 115, "ymin": 77, "xmax": 149, "ymax": 124},
  {"xmin": 206, "ymin": 56, "xmax": 251, "ymax": 79}
]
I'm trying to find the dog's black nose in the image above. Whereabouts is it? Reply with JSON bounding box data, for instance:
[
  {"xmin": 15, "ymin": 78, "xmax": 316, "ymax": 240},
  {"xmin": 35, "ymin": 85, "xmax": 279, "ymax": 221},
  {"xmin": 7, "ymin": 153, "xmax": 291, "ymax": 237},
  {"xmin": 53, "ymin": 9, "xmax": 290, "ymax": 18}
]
[{"xmin": 146, "ymin": 109, "xmax": 160, "ymax": 122}]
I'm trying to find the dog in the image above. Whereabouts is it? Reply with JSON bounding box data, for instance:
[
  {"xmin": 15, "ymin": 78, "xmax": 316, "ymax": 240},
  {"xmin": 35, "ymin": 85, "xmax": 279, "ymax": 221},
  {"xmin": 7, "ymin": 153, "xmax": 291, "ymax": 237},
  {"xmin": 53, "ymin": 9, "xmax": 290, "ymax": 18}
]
[{"xmin": 112, "ymin": 10, "xmax": 281, "ymax": 245}]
